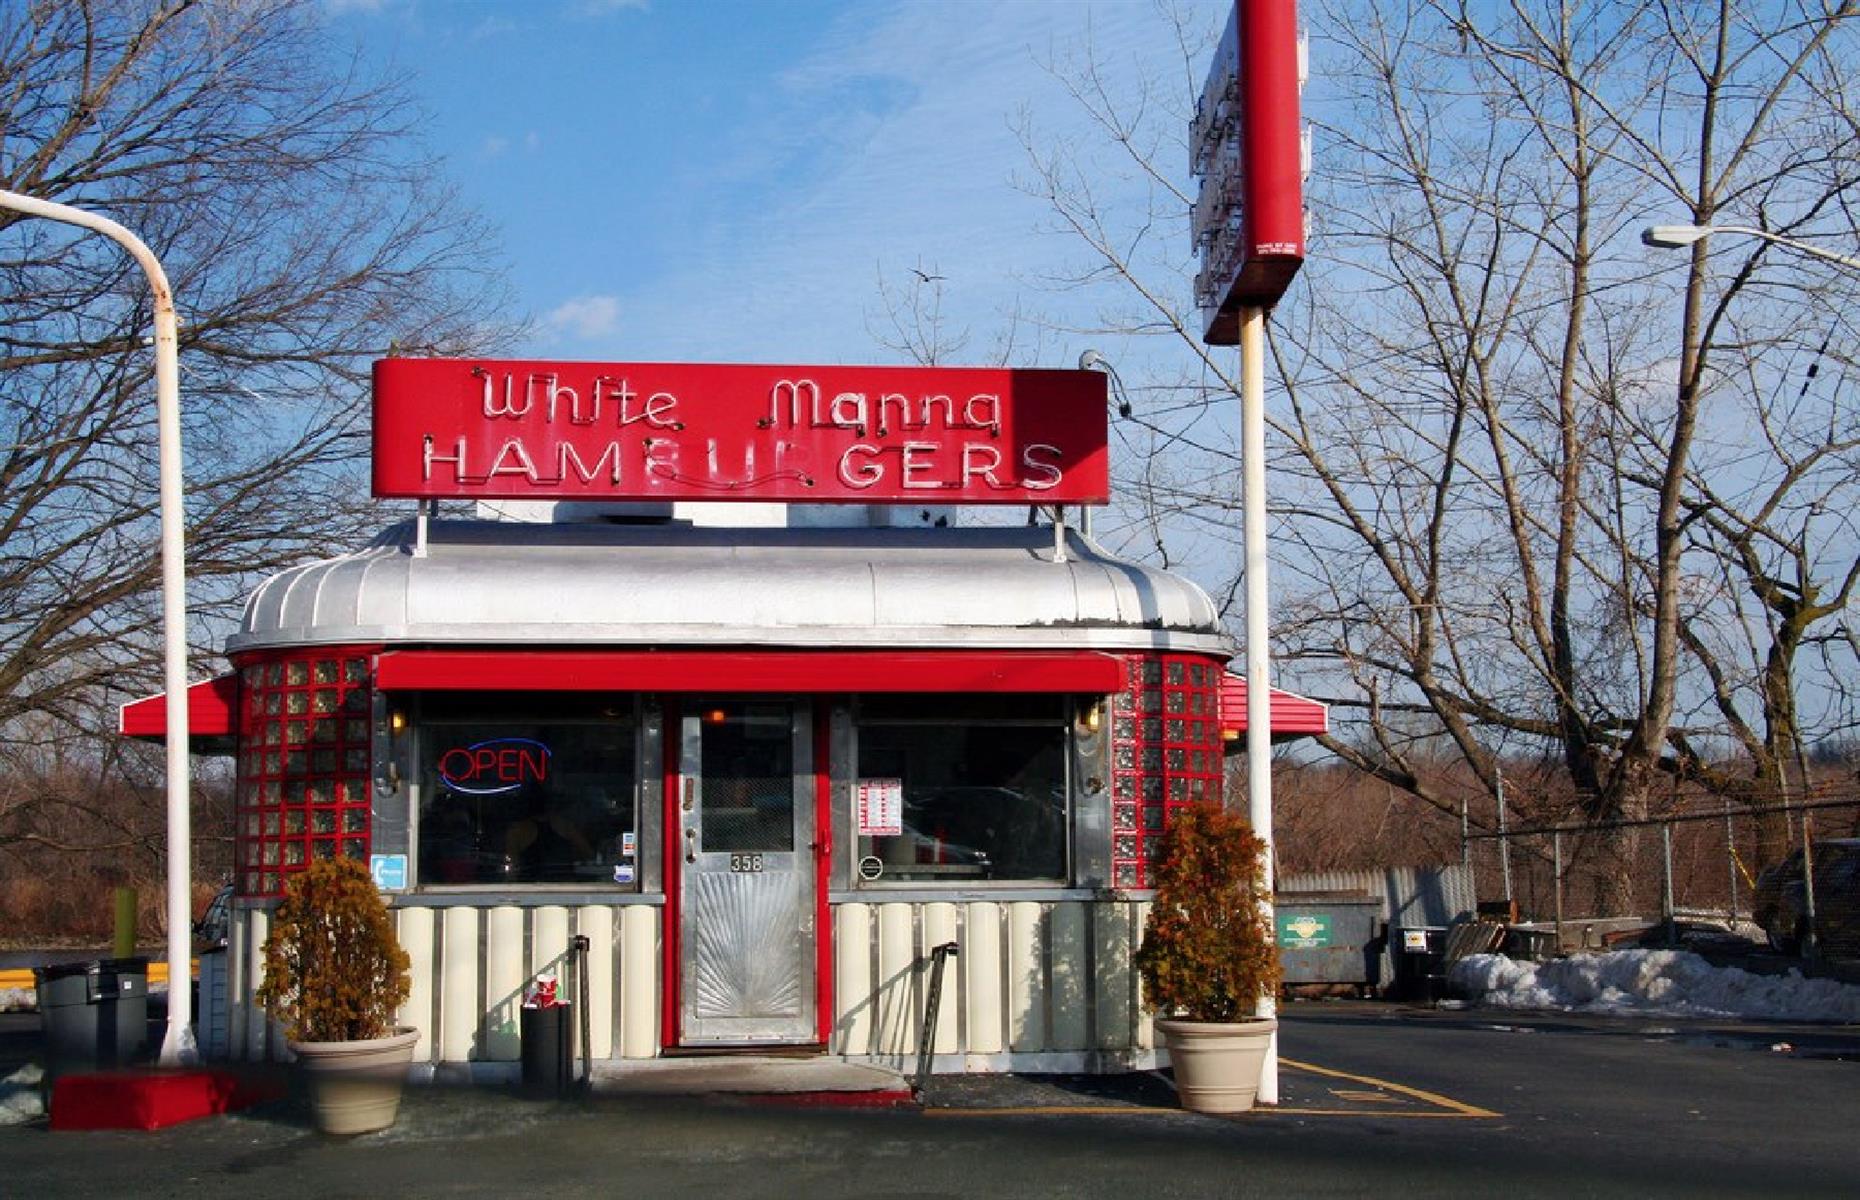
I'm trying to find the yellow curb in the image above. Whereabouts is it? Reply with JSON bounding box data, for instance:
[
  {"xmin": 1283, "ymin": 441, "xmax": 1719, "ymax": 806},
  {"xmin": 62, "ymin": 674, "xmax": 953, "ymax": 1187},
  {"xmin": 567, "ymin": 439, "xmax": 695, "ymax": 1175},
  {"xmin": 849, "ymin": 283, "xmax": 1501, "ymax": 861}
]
[
  {"xmin": 0, "ymin": 960, "xmax": 194, "ymax": 990},
  {"xmin": 1280, "ymin": 1056, "xmax": 1501, "ymax": 1118}
]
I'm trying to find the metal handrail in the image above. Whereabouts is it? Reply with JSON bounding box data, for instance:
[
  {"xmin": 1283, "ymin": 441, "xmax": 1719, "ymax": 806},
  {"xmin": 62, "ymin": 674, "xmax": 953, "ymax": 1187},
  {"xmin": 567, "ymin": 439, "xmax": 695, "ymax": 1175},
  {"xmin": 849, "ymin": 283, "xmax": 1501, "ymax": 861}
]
[{"xmin": 911, "ymin": 941, "xmax": 959, "ymax": 1101}]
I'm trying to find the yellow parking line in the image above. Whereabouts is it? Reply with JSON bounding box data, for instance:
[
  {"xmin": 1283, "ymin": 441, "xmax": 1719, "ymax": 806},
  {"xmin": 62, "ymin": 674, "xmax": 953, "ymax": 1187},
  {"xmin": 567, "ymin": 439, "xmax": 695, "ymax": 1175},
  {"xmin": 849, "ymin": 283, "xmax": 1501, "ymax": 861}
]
[
  {"xmin": 1280, "ymin": 1056, "xmax": 1501, "ymax": 1119},
  {"xmin": 924, "ymin": 1059, "xmax": 1500, "ymax": 1121}
]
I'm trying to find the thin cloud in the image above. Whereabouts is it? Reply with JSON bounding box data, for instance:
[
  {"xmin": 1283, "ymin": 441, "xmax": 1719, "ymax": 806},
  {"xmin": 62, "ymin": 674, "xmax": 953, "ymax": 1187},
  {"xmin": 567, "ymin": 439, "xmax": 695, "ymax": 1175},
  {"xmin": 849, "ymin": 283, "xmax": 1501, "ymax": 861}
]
[{"xmin": 546, "ymin": 295, "xmax": 622, "ymax": 341}]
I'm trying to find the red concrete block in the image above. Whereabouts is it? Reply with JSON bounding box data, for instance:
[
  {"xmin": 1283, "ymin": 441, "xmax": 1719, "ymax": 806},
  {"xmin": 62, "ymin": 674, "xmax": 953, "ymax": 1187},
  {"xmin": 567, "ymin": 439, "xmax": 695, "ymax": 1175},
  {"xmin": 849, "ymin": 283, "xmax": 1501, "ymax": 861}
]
[{"xmin": 50, "ymin": 1069, "xmax": 285, "ymax": 1131}]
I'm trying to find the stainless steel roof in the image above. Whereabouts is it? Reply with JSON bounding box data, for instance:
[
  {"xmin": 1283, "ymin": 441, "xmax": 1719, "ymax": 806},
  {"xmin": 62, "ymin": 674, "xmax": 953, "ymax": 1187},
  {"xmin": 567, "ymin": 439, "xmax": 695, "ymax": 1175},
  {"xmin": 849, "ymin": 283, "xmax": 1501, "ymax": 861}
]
[{"xmin": 228, "ymin": 519, "xmax": 1232, "ymax": 655}]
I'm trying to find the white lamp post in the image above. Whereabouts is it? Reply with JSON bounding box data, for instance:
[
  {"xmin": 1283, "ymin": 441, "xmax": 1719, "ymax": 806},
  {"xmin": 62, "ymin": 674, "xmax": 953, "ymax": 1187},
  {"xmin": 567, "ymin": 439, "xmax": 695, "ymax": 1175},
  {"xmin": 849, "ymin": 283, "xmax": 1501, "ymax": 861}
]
[
  {"xmin": 1641, "ymin": 223, "xmax": 1860, "ymax": 272},
  {"xmin": 0, "ymin": 190, "xmax": 195, "ymax": 1065}
]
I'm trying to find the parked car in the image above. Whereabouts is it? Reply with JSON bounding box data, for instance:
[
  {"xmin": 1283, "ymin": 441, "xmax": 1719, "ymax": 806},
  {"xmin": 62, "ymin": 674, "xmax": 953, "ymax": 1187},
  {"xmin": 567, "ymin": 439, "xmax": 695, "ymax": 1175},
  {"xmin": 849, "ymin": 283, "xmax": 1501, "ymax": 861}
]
[{"xmin": 1752, "ymin": 838, "xmax": 1860, "ymax": 959}]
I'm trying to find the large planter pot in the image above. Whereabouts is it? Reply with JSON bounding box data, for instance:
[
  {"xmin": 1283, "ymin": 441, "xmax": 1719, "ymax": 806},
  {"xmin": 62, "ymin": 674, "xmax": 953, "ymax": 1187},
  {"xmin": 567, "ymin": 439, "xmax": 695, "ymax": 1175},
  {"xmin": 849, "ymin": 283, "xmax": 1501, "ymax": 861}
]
[
  {"xmin": 1156, "ymin": 1016, "xmax": 1277, "ymax": 1114},
  {"xmin": 290, "ymin": 1027, "xmax": 419, "ymax": 1135}
]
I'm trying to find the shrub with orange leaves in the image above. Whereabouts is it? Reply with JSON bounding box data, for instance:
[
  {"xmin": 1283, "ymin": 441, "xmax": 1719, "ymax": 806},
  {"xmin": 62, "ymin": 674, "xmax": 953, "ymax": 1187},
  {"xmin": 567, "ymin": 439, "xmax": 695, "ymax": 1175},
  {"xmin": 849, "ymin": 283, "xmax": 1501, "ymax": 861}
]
[
  {"xmin": 256, "ymin": 857, "xmax": 411, "ymax": 1043},
  {"xmin": 1135, "ymin": 802, "xmax": 1282, "ymax": 1022}
]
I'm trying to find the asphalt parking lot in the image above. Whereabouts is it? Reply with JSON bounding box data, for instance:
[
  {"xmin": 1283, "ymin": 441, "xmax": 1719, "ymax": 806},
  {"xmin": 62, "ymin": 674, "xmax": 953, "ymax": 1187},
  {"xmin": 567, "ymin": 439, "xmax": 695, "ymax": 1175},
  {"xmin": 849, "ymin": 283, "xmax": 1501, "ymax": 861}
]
[{"xmin": 4, "ymin": 1001, "xmax": 1857, "ymax": 1198}]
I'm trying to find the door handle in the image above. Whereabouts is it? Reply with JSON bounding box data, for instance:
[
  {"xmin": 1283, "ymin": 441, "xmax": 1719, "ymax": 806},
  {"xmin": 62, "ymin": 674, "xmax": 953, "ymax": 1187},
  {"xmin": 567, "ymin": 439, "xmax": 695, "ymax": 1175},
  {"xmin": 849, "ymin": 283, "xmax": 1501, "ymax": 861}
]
[{"xmin": 685, "ymin": 827, "xmax": 697, "ymax": 864}]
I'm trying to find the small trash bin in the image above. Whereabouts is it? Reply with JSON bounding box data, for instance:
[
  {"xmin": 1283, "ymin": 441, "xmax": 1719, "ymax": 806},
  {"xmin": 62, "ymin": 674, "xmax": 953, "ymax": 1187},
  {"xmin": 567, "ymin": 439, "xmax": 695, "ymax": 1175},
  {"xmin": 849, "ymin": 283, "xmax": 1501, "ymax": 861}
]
[
  {"xmin": 1388, "ymin": 927, "xmax": 1446, "ymax": 1001},
  {"xmin": 519, "ymin": 1004, "xmax": 573, "ymax": 1097},
  {"xmin": 33, "ymin": 957, "xmax": 149, "ymax": 1080}
]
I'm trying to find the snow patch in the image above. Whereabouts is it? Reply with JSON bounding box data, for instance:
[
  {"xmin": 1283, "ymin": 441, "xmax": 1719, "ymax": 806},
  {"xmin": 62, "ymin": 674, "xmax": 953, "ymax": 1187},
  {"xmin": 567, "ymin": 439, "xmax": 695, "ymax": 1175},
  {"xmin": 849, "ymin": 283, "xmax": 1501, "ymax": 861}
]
[
  {"xmin": 1449, "ymin": 950, "xmax": 1860, "ymax": 1023},
  {"xmin": 0, "ymin": 1064, "xmax": 45, "ymax": 1126},
  {"xmin": 0, "ymin": 987, "xmax": 33, "ymax": 1014}
]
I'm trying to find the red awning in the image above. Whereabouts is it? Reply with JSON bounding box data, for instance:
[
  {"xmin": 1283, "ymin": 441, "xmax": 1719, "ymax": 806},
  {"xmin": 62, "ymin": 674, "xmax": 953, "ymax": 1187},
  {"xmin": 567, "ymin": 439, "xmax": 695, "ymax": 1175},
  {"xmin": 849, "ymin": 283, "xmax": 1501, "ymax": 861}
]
[
  {"xmin": 374, "ymin": 649, "xmax": 1125, "ymax": 694},
  {"xmin": 119, "ymin": 674, "xmax": 241, "ymax": 746},
  {"xmin": 1219, "ymin": 672, "xmax": 1328, "ymax": 744}
]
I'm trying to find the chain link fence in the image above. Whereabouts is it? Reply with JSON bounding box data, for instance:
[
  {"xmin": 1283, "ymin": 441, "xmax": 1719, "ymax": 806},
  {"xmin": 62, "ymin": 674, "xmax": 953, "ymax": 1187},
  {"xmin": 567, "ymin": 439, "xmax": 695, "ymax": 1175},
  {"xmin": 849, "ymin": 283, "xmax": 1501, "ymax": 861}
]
[{"xmin": 1459, "ymin": 795, "xmax": 1860, "ymax": 951}]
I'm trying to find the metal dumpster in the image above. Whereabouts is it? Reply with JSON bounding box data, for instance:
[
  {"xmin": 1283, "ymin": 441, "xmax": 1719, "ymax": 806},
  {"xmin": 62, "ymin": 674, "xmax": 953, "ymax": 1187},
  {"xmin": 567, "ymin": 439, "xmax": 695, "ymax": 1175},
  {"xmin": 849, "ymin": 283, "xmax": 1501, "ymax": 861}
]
[{"xmin": 1274, "ymin": 892, "xmax": 1383, "ymax": 991}]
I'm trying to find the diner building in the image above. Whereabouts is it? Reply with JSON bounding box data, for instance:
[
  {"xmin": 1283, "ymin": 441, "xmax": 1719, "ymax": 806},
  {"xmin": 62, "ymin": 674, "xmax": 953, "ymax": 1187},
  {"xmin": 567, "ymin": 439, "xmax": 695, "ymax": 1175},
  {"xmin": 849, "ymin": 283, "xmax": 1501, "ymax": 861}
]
[{"xmin": 122, "ymin": 358, "xmax": 1325, "ymax": 1077}]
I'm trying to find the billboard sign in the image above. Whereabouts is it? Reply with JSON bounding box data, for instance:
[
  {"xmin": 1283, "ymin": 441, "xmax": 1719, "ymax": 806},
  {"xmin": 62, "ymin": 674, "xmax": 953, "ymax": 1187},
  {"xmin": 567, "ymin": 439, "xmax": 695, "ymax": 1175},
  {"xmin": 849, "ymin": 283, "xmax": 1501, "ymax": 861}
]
[
  {"xmin": 1191, "ymin": 0, "xmax": 1307, "ymax": 342},
  {"xmin": 372, "ymin": 358, "xmax": 1109, "ymax": 504}
]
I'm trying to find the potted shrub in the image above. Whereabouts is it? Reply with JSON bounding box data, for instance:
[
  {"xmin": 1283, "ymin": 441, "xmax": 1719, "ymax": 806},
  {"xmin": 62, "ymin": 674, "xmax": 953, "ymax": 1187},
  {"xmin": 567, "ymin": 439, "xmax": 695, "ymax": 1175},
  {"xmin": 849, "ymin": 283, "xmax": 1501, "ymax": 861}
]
[
  {"xmin": 256, "ymin": 856, "xmax": 415, "ymax": 1134},
  {"xmin": 1134, "ymin": 801, "xmax": 1282, "ymax": 1114}
]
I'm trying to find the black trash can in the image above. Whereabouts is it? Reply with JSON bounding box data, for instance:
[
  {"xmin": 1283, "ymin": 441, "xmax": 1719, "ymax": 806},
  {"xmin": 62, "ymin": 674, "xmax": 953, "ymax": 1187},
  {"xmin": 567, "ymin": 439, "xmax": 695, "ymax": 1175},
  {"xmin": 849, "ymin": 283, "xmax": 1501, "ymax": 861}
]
[
  {"xmin": 33, "ymin": 957, "xmax": 150, "ymax": 1080},
  {"xmin": 519, "ymin": 1004, "xmax": 573, "ymax": 1098},
  {"xmin": 1389, "ymin": 928, "xmax": 1446, "ymax": 1001}
]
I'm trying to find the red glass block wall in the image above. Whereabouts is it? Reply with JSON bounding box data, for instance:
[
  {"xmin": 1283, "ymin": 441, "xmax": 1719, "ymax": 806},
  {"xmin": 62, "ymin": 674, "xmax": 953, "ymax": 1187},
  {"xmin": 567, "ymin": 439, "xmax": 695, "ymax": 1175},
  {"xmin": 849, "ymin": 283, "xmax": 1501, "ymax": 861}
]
[
  {"xmin": 1109, "ymin": 653, "xmax": 1224, "ymax": 888},
  {"xmin": 234, "ymin": 651, "xmax": 373, "ymax": 898}
]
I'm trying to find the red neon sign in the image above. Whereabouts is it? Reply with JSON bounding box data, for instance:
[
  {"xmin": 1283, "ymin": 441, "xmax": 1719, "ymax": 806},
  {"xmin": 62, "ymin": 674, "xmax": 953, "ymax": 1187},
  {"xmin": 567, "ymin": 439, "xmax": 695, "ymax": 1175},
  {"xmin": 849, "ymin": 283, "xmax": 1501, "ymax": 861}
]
[
  {"xmin": 437, "ymin": 738, "xmax": 551, "ymax": 795},
  {"xmin": 372, "ymin": 358, "xmax": 1110, "ymax": 504}
]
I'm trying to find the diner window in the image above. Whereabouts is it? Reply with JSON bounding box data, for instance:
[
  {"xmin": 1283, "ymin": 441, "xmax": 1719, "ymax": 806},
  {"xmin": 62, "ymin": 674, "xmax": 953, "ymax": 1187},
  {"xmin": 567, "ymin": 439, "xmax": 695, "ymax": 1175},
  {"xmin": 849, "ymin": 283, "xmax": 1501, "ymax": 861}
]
[
  {"xmin": 853, "ymin": 695, "xmax": 1068, "ymax": 885},
  {"xmin": 235, "ymin": 652, "xmax": 373, "ymax": 899},
  {"xmin": 416, "ymin": 697, "xmax": 638, "ymax": 887}
]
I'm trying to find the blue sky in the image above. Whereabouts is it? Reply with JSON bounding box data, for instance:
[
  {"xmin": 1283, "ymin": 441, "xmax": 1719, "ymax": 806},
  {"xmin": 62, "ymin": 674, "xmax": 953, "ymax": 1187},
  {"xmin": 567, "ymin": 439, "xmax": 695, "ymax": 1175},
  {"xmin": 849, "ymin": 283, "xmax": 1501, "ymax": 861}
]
[{"xmin": 326, "ymin": 0, "xmax": 1225, "ymax": 366}]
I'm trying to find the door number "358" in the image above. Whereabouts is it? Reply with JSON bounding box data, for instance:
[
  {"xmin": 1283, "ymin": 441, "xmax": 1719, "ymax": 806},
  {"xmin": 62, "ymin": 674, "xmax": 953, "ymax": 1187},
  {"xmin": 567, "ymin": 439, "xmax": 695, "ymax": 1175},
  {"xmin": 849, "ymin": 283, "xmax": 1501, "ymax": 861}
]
[{"xmin": 729, "ymin": 853, "xmax": 765, "ymax": 873}]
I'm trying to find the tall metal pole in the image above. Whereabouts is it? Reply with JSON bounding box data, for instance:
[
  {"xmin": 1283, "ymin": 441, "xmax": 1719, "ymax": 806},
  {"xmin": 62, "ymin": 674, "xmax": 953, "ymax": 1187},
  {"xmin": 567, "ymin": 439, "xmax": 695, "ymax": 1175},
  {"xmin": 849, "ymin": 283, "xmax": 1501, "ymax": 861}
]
[
  {"xmin": 0, "ymin": 190, "xmax": 195, "ymax": 1064},
  {"xmin": 1239, "ymin": 304, "xmax": 1277, "ymax": 1104},
  {"xmin": 1496, "ymin": 768, "xmax": 1513, "ymax": 904}
]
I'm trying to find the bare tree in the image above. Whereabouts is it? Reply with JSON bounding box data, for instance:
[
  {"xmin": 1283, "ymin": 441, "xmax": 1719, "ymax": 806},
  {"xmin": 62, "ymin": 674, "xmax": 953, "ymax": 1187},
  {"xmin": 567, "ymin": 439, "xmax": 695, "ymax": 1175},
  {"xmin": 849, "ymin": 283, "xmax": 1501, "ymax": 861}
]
[
  {"xmin": 0, "ymin": 0, "xmax": 513, "ymax": 864},
  {"xmin": 1016, "ymin": 0, "xmax": 1860, "ymax": 911}
]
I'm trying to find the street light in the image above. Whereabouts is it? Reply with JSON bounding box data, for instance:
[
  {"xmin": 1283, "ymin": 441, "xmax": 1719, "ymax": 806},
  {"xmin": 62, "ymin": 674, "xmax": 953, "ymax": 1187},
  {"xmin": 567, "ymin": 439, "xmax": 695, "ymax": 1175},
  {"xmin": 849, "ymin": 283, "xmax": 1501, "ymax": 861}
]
[
  {"xmin": 0, "ymin": 189, "xmax": 195, "ymax": 1064},
  {"xmin": 1641, "ymin": 223, "xmax": 1860, "ymax": 272}
]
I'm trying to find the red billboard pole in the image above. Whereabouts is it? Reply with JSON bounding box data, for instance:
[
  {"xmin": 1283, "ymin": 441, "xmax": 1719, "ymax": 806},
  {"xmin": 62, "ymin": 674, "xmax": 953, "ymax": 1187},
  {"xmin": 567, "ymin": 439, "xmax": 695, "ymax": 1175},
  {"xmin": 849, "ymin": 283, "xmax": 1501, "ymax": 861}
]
[{"xmin": 1191, "ymin": 0, "xmax": 1307, "ymax": 1107}]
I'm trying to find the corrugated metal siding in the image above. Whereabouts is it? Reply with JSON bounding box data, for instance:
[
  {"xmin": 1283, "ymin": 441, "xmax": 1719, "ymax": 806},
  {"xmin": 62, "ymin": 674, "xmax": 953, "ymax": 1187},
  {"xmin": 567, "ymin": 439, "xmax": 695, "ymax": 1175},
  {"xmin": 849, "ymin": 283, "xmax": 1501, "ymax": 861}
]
[{"xmin": 1279, "ymin": 865, "xmax": 1475, "ymax": 929}]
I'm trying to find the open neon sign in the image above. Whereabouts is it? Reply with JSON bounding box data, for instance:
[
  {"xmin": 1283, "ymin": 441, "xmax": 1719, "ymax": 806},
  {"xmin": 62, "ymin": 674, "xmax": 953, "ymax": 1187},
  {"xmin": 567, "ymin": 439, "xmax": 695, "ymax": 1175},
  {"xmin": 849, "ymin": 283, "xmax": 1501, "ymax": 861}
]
[{"xmin": 437, "ymin": 738, "xmax": 551, "ymax": 796}]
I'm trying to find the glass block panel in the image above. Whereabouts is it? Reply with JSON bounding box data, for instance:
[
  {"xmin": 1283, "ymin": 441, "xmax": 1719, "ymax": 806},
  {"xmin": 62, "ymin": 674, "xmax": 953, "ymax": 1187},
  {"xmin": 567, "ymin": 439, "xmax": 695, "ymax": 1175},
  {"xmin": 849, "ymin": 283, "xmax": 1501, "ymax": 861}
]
[
  {"xmin": 1167, "ymin": 748, "xmax": 1186, "ymax": 771},
  {"xmin": 265, "ymin": 662, "xmax": 283, "ymax": 686},
  {"xmin": 1112, "ymin": 690, "xmax": 1136, "ymax": 714},
  {"xmin": 342, "ymin": 690, "xmax": 368, "ymax": 713},
  {"xmin": 243, "ymin": 813, "xmax": 259, "ymax": 837},
  {"xmin": 1143, "ymin": 805, "xmax": 1165, "ymax": 831},
  {"xmin": 344, "ymin": 718, "xmax": 369, "ymax": 743},
  {"xmin": 260, "ymin": 841, "xmax": 279, "ymax": 865},
  {"xmin": 283, "ymin": 750, "xmax": 306, "ymax": 776},
  {"xmin": 343, "ymin": 808, "xmax": 367, "ymax": 833},
  {"xmin": 1114, "ymin": 834, "xmax": 1137, "ymax": 858},
  {"xmin": 284, "ymin": 810, "xmax": 304, "ymax": 834},
  {"xmin": 263, "ymin": 722, "xmax": 282, "ymax": 747},
  {"xmin": 260, "ymin": 872, "xmax": 278, "ymax": 894},
  {"xmin": 1166, "ymin": 719, "xmax": 1185, "ymax": 741},
  {"xmin": 1113, "ymin": 861, "xmax": 1139, "ymax": 888},
  {"xmin": 1141, "ymin": 776, "xmax": 1164, "ymax": 801},
  {"xmin": 1166, "ymin": 690, "xmax": 1186, "ymax": 713},
  {"xmin": 1141, "ymin": 690, "xmax": 1162, "ymax": 713},
  {"xmin": 265, "ymin": 691, "xmax": 282, "ymax": 716},
  {"xmin": 345, "ymin": 748, "xmax": 369, "ymax": 771},
  {"xmin": 311, "ymin": 717, "xmax": 338, "ymax": 744},
  {"xmin": 1190, "ymin": 663, "xmax": 1207, "ymax": 685},
  {"xmin": 1113, "ymin": 802, "xmax": 1136, "ymax": 830},
  {"xmin": 263, "ymin": 780, "xmax": 281, "ymax": 803},
  {"xmin": 312, "ymin": 809, "xmax": 336, "ymax": 835},
  {"xmin": 244, "ymin": 666, "xmax": 263, "ymax": 687},
  {"xmin": 1115, "ymin": 717, "xmax": 1137, "ymax": 742},
  {"xmin": 1166, "ymin": 661, "xmax": 1185, "ymax": 684},
  {"xmin": 312, "ymin": 839, "xmax": 335, "ymax": 860},
  {"xmin": 1190, "ymin": 778, "xmax": 1207, "ymax": 800},
  {"xmin": 342, "ymin": 838, "xmax": 365, "ymax": 860},
  {"xmin": 306, "ymin": 781, "xmax": 332, "ymax": 805},
  {"xmin": 1142, "ymin": 718, "xmax": 1162, "ymax": 741},
  {"xmin": 313, "ymin": 660, "xmax": 338, "ymax": 684},
  {"xmin": 312, "ymin": 689, "xmax": 337, "ymax": 714},
  {"xmin": 1141, "ymin": 747, "xmax": 1163, "ymax": 771},
  {"xmin": 284, "ymin": 841, "xmax": 305, "ymax": 866},
  {"xmin": 311, "ymin": 749, "xmax": 337, "ymax": 774},
  {"xmin": 1141, "ymin": 660, "xmax": 1163, "ymax": 684},
  {"xmin": 242, "ymin": 871, "xmax": 258, "ymax": 894},
  {"xmin": 285, "ymin": 692, "xmax": 307, "ymax": 715},
  {"xmin": 1169, "ymin": 776, "xmax": 1188, "ymax": 800},
  {"xmin": 344, "ymin": 658, "xmax": 367, "ymax": 683},
  {"xmin": 1144, "ymin": 839, "xmax": 1166, "ymax": 862},
  {"xmin": 285, "ymin": 720, "xmax": 306, "ymax": 746},
  {"xmin": 262, "ymin": 810, "xmax": 280, "ymax": 836},
  {"xmin": 285, "ymin": 661, "xmax": 308, "ymax": 686},
  {"xmin": 1114, "ymin": 745, "xmax": 1135, "ymax": 770}
]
